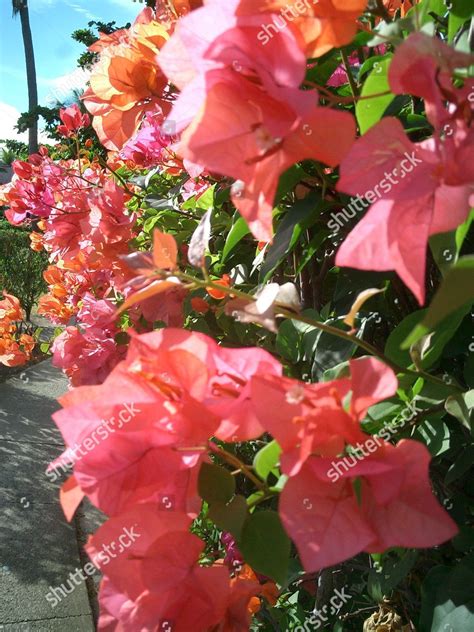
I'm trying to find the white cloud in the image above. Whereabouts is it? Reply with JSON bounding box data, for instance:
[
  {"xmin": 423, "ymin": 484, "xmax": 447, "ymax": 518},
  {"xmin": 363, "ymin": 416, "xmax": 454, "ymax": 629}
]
[
  {"xmin": 66, "ymin": 1, "xmax": 99, "ymax": 21},
  {"xmin": 0, "ymin": 102, "xmax": 52, "ymax": 146},
  {"xmin": 107, "ymin": 0, "xmax": 144, "ymax": 9},
  {"xmin": 31, "ymin": 0, "xmax": 136, "ymax": 19},
  {"xmin": 0, "ymin": 103, "xmax": 27, "ymax": 143},
  {"xmin": 30, "ymin": 0, "xmax": 99, "ymax": 19},
  {"xmin": 41, "ymin": 67, "xmax": 91, "ymax": 105}
]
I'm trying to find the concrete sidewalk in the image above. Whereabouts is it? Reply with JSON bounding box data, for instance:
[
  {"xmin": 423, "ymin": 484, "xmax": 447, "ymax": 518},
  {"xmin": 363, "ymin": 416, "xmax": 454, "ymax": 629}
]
[{"xmin": 0, "ymin": 361, "xmax": 95, "ymax": 631}]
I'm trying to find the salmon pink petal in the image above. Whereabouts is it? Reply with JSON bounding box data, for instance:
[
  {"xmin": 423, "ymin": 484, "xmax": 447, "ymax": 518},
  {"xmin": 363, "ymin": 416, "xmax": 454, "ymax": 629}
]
[
  {"xmin": 60, "ymin": 475, "xmax": 85, "ymax": 522},
  {"xmin": 430, "ymin": 184, "xmax": 474, "ymax": 234},
  {"xmin": 349, "ymin": 357, "xmax": 398, "ymax": 420},
  {"xmin": 336, "ymin": 196, "xmax": 433, "ymax": 304},
  {"xmin": 359, "ymin": 440, "xmax": 459, "ymax": 551},
  {"xmin": 141, "ymin": 531, "xmax": 204, "ymax": 592},
  {"xmin": 86, "ymin": 505, "xmax": 192, "ymax": 582},
  {"xmin": 180, "ymin": 77, "xmax": 355, "ymax": 241},
  {"xmin": 279, "ymin": 458, "xmax": 377, "ymax": 571},
  {"xmin": 389, "ymin": 32, "xmax": 474, "ymax": 127}
]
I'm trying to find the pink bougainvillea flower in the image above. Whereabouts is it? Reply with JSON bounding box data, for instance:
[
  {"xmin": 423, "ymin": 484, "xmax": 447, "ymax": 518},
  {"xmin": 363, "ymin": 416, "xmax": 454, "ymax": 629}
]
[
  {"xmin": 280, "ymin": 440, "xmax": 458, "ymax": 571},
  {"xmin": 327, "ymin": 45, "xmax": 387, "ymax": 87},
  {"xmin": 77, "ymin": 293, "xmax": 116, "ymax": 330},
  {"xmin": 235, "ymin": 0, "xmax": 368, "ymax": 59},
  {"xmin": 211, "ymin": 344, "xmax": 283, "ymax": 441},
  {"xmin": 86, "ymin": 504, "xmax": 230, "ymax": 631},
  {"xmin": 119, "ymin": 105, "xmax": 173, "ymax": 167},
  {"xmin": 88, "ymin": 503, "xmax": 272, "ymax": 631},
  {"xmin": 50, "ymin": 360, "xmax": 209, "ymax": 517},
  {"xmin": 50, "ymin": 327, "xmax": 279, "ymax": 518},
  {"xmin": 82, "ymin": 180, "xmax": 136, "ymax": 247},
  {"xmin": 57, "ymin": 104, "xmax": 91, "ymax": 137},
  {"xmin": 179, "ymin": 76, "xmax": 355, "ymax": 241},
  {"xmin": 124, "ymin": 327, "xmax": 282, "ymax": 442},
  {"xmin": 251, "ymin": 357, "xmax": 397, "ymax": 475},
  {"xmin": 158, "ymin": 0, "xmax": 307, "ymax": 133},
  {"xmin": 335, "ymin": 117, "xmax": 474, "ymax": 303},
  {"xmin": 119, "ymin": 230, "xmax": 186, "ymax": 325},
  {"xmin": 389, "ymin": 32, "xmax": 474, "ymax": 129},
  {"xmin": 51, "ymin": 325, "xmax": 125, "ymax": 386}
]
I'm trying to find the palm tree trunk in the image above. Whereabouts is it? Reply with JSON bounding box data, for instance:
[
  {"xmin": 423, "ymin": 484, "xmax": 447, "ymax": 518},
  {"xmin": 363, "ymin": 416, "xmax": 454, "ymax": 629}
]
[{"xmin": 18, "ymin": 1, "xmax": 38, "ymax": 155}]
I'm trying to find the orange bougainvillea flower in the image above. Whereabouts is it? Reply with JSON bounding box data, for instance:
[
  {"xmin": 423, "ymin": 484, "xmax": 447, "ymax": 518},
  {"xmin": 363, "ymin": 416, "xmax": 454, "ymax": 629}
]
[
  {"xmin": 83, "ymin": 10, "xmax": 170, "ymax": 150},
  {"xmin": 190, "ymin": 296, "xmax": 210, "ymax": 313},
  {"xmin": 29, "ymin": 231, "xmax": 44, "ymax": 252},
  {"xmin": 0, "ymin": 291, "xmax": 23, "ymax": 321},
  {"xmin": 0, "ymin": 293, "xmax": 34, "ymax": 367},
  {"xmin": 19, "ymin": 334, "xmax": 35, "ymax": 355},
  {"xmin": 43, "ymin": 265, "xmax": 64, "ymax": 286},
  {"xmin": 207, "ymin": 274, "xmax": 232, "ymax": 300},
  {"xmin": 0, "ymin": 339, "xmax": 29, "ymax": 367},
  {"xmin": 156, "ymin": 0, "xmax": 202, "ymax": 18},
  {"xmin": 0, "ymin": 320, "xmax": 15, "ymax": 337},
  {"xmin": 38, "ymin": 295, "xmax": 74, "ymax": 325},
  {"xmin": 236, "ymin": 0, "xmax": 368, "ymax": 58},
  {"xmin": 383, "ymin": 0, "xmax": 417, "ymax": 18}
]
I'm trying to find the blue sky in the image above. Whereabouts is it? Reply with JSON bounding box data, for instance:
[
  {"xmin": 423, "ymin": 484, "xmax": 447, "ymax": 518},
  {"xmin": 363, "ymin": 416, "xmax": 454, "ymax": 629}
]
[{"xmin": 0, "ymin": 0, "xmax": 141, "ymax": 142}]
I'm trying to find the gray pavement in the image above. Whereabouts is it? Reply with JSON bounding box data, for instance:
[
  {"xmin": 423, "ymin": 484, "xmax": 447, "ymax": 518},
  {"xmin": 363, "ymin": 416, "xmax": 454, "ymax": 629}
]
[{"xmin": 0, "ymin": 361, "xmax": 96, "ymax": 631}]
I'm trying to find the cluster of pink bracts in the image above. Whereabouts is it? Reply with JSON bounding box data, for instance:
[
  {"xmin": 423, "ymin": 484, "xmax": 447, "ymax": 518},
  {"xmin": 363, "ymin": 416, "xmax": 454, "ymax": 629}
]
[{"xmin": 49, "ymin": 328, "xmax": 457, "ymax": 630}]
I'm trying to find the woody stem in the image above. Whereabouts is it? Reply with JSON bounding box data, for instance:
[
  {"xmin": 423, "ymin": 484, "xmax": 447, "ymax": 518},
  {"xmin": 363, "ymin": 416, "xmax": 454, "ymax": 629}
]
[
  {"xmin": 209, "ymin": 442, "xmax": 267, "ymax": 492},
  {"xmin": 340, "ymin": 49, "xmax": 359, "ymax": 99},
  {"xmin": 171, "ymin": 272, "xmax": 463, "ymax": 394}
]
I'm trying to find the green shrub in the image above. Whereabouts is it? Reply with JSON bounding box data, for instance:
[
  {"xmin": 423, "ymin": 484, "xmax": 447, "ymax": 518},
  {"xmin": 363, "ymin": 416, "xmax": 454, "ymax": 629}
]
[{"xmin": 0, "ymin": 221, "xmax": 47, "ymax": 320}]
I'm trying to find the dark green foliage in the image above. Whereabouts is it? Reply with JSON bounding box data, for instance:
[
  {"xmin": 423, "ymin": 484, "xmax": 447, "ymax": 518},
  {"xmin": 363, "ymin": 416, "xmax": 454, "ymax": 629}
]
[{"xmin": 0, "ymin": 220, "xmax": 47, "ymax": 319}]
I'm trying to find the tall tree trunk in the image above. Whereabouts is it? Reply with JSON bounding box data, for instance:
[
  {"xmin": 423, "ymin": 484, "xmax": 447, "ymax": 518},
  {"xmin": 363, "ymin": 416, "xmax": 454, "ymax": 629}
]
[{"xmin": 19, "ymin": 2, "xmax": 38, "ymax": 155}]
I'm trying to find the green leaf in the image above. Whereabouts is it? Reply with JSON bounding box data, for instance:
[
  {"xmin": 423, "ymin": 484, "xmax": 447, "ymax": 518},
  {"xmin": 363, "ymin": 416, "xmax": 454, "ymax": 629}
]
[
  {"xmin": 356, "ymin": 55, "xmax": 395, "ymax": 134},
  {"xmin": 275, "ymin": 164, "xmax": 306, "ymax": 202},
  {"xmin": 420, "ymin": 557, "xmax": 474, "ymax": 632},
  {"xmin": 311, "ymin": 320, "xmax": 357, "ymax": 379},
  {"xmin": 114, "ymin": 331, "xmax": 130, "ymax": 346},
  {"xmin": 449, "ymin": 0, "xmax": 474, "ymax": 41},
  {"xmin": 413, "ymin": 417, "xmax": 450, "ymax": 456},
  {"xmin": 452, "ymin": 527, "xmax": 474, "ymax": 552},
  {"xmin": 368, "ymin": 550, "xmax": 419, "ymax": 602},
  {"xmin": 429, "ymin": 210, "xmax": 474, "ymax": 275},
  {"xmin": 445, "ymin": 392, "xmax": 473, "ymax": 431},
  {"xmin": 198, "ymin": 462, "xmax": 235, "ymax": 505},
  {"xmin": 276, "ymin": 318, "xmax": 303, "ymax": 363},
  {"xmin": 433, "ymin": 604, "xmax": 474, "ymax": 632},
  {"xmin": 221, "ymin": 216, "xmax": 250, "ymax": 263},
  {"xmin": 352, "ymin": 477, "xmax": 363, "ymax": 506},
  {"xmin": 403, "ymin": 257, "xmax": 474, "ymax": 348},
  {"xmin": 259, "ymin": 194, "xmax": 321, "ymax": 282},
  {"xmin": 194, "ymin": 183, "xmax": 215, "ymax": 212},
  {"xmin": 445, "ymin": 446, "xmax": 474, "ymax": 484},
  {"xmin": 207, "ymin": 495, "xmax": 248, "ymax": 540},
  {"xmin": 253, "ymin": 441, "xmax": 281, "ymax": 482},
  {"xmin": 239, "ymin": 511, "xmax": 291, "ymax": 584}
]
